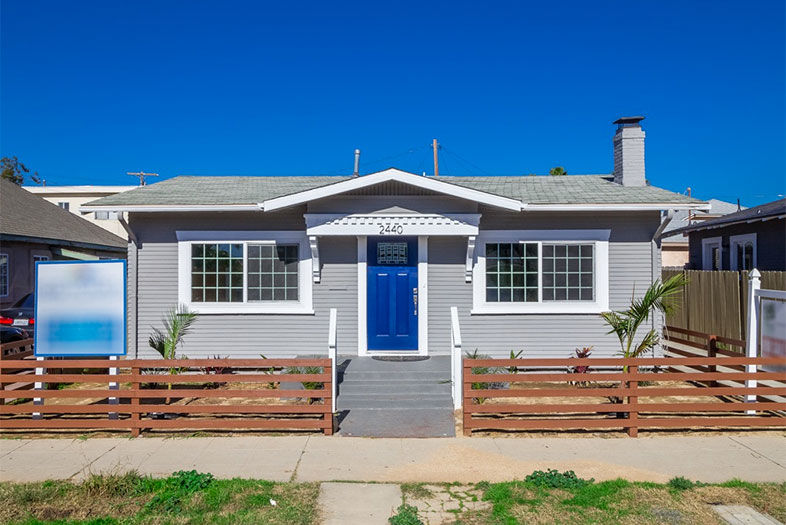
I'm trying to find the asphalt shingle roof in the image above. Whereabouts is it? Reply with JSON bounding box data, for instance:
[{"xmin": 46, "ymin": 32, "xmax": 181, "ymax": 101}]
[
  {"xmin": 667, "ymin": 198, "xmax": 786, "ymax": 235},
  {"xmin": 0, "ymin": 179, "xmax": 127, "ymax": 250},
  {"xmin": 661, "ymin": 199, "xmax": 743, "ymax": 242},
  {"xmin": 84, "ymin": 172, "xmax": 701, "ymax": 207}
]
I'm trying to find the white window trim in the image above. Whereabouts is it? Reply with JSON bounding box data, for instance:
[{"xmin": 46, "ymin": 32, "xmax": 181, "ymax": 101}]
[
  {"xmin": 729, "ymin": 233, "xmax": 757, "ymax": 271},
  {"xmin": 0, "ymin": 252, "xmax": 8, "ymax": 297},
  {"xmin": 176, "ymin": 231, "xmax": 313, "ymax": 314},
  {"xmin": 471, "ymin": 230, "xmax": 610, "ymax": 314},
  {"xmin": 701, "ymin": 236, "xmax": 723, "ymax": 270}
]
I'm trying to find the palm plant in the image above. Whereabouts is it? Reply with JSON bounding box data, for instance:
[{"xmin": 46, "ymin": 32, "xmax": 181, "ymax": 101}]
[
  {"xmin": 148, "ymin": 304, "xmax": 198, "ymax": 400},
  {"xmin": 600, "ymin": 273, "xmax": 686, "ymax": 359}
]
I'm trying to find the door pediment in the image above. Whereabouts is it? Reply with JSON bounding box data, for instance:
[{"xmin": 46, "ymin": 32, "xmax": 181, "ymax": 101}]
[{"xmin": 305, "ymin": 213, "xmax": 480, "ymax": 236}]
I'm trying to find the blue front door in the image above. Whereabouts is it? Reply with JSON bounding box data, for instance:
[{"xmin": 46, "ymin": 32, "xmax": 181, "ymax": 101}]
[{"xmin": 367, "ymin": 237, "xmax": 418, "ymax": 351}]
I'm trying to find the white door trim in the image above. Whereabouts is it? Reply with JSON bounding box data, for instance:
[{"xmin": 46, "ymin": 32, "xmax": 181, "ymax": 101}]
[
  {"xmin": 356, "ymin": 235, "xmax": 428, "ymax": 356},
  {"xmin": 357, "ymin": 236, "xmax": 368, "ymax": 355}
]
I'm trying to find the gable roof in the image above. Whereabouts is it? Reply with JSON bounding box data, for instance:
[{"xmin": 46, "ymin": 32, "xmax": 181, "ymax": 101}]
[
  {"xmin": 81, "ymin": 168, "xmax": 707, "ymax": 212},
  {"xmin": 0, "ymin": 179, "xmax": 127, "ymax": 251},
  {"xmin": 661, "ymin": 199, "xmax": 744, "ymax": 243},
  {"xmin": 667, "ymin": 198, "xmax": 786, "ymax": 236}
]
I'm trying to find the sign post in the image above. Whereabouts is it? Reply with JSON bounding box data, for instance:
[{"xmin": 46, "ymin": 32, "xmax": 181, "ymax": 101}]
[{"xmin": 35, "ymin": 260, "xmax": 127, "ymax": 421}]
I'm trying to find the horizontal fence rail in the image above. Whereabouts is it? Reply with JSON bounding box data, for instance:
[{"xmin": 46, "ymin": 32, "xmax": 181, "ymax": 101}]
[
  {"xmin": 0, "ymin": 358, "xmax": 334, "ymax": 436},
  {"xmin": 463, "ymin": 356, "xmax": 786, "ymax": 437}
]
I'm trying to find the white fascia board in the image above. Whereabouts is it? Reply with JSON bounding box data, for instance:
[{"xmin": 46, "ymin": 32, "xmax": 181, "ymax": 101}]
[
  {"xmin": 260, "ymin": 168, "xmax": 524, "ymax": 212},
  {"xmin": 80, "ymin": 204, "xmax": 260, "ymax": 213},
  {"xmin": 524, "ymin": 203, "xmax": 711, "ymax": 211}
]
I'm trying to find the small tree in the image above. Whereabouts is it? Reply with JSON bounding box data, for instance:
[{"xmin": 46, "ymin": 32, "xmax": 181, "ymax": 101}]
[
  {"xmin": 148, "ymin": 304, "xmax": 198, "ymax": 400},
  {"xmin": 549, "ymin": 167, "xmax": 567, "ymax": 176},
  {"xmin": 1, "ymin": 156, "xmax": 40, "ymax": 185},
  {"xmin": 600, "ymin": 273, "xmax": 687, "ymax": 359}
]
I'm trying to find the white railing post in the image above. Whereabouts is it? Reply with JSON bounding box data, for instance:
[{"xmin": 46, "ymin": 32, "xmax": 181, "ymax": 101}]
[
  {"xmin": 108, "ymin": 355, "xmax": 119, "ymax": 420},
  {"xmin": 328, "ymin": 308, "xmax": 337, "ymax": 414},
  {"xmin": 745, "ymin": 269, "xmax": 761, "ymax": 413},
  {"xmin": 450, "ymin": 306, "xmax": 462, "ymax": 410},
  {"xmin": 33, "ymin": 356, "xmax": 45, "ymax": 420}
]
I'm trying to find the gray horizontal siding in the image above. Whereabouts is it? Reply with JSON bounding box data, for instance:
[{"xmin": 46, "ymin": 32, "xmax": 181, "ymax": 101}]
[{"xmin": 130, "ymin": 211, "xmax": 356, "ymax": 358}]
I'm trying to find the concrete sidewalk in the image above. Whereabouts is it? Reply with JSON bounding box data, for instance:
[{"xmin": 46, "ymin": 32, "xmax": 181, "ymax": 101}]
[{"xmin": 1, "ymin": 435, "xmax": 784, "ymax": 483}]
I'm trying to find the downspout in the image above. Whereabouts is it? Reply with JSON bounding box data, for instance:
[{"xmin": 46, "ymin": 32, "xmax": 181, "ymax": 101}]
[
  {"xmin": 651, "ymin": 210, "xmax": 675, "ymax": 355},
  {"xmin": 119, "ymin": 214, "xmax": 139, "ymax": 358}
]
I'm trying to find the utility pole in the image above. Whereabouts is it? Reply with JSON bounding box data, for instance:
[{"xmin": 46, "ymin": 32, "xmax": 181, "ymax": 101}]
[
  {"xmin": 432, "ymin": 139, "xmax": 439, "ymax": 177},
  {"xmin": 127, "ymin": 171, "xmax": 159, "ymax": 186},
  {"xmin": 687, "ymin": 187, "xmax": 692, "ymax": 223}
]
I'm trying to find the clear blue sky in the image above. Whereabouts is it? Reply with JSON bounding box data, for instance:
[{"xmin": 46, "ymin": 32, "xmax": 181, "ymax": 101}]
[{"xmin": 2, "ymin": 1, "xmax": 784, "ymax": 205}]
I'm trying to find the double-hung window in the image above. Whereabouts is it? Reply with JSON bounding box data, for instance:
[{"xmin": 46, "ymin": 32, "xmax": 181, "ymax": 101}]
[
  {"xmin": 178, "ymin": 232, "xmax": 313, "ymax": 314},
  {"xmin": 730, "ymin": 234, "xmax": 756, "ymax": 271},
  {"xmin": 0, "ymin": 253, "xmax": 8, "ymax": 297},
  {"xmin": 473, "ymin": 230, "xmax": 609, "ymax": 314}
]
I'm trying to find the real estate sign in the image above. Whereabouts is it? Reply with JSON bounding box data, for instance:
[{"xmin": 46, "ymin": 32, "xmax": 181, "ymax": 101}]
[
  {"xmin": 35, "ymin": 260, "xmax": 126, "ymax": 356},
  {"xmin": 760, "ymin": 298, "xmax": 786, "ymax": 373}
]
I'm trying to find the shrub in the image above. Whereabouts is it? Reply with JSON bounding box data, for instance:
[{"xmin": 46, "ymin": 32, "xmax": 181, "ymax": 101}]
[
  {"xmin": 524, "ymin": 469, "xmax": 593, "ymax": 489},
  {"xmin": 568, "ymin": 346, "xmax": 593, "ymax": 386},
  {"xmin": 464, "ymin": 349, "xmax": 505, "ymax": 404},
  {"xmin": 145, "ymin": 470, "xmax": 215, "ymax": 513},
  {"xmin": 667, "ymin": 476, "xmax": 696, "ymax": 491},
  {"xmin": 389, "ymin": 504, "xmax": 424, "ymax": 525}
]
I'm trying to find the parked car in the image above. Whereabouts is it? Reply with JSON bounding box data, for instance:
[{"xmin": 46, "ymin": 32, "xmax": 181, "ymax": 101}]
[
  {"xmin": 0, "ymin": 325, "xmax": 31, "ymax": 343},
  {"xmin": 0, "ymin": 293, "xmax": 35, "ymax": 329}
]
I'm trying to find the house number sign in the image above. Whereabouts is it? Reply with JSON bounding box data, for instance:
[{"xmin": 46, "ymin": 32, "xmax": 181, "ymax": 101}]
[{"xmin": 378, "ymin": 222, "xmax": 405, "ymax": 235}]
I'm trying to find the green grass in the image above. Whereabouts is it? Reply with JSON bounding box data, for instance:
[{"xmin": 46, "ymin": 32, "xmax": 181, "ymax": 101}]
[
  {"xmin": 463, "ymin": 474, "xmax": 786, "ymax": 525},
  {"xmin": 0, "ymin": 472, "xmax": 319, "ymax": 525}
]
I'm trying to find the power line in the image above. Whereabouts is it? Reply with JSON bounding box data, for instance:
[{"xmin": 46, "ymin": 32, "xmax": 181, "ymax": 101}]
[{"xmin": 439, "ymin": 146, "xmax": 491, "ymax": 176}]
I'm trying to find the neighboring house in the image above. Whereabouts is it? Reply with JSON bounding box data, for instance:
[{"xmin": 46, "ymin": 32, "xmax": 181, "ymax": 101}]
[
  {"xmin": 660, "ymin": 199, "xmax": 743, "ymax": 268},
  {"xmin": 0, "ymin": 180, "xmax": 128, "ymax": 308},
  {"xmin": 23, "ymin": 185, "xmax": 136, "ymax": 239},
  {"xmin": 82, "ymin": 116, "xmax": 707, "ymax": 359},
  {"xmin": 667, "ymin": 198, "xmax": 786, "ymax": 271}
]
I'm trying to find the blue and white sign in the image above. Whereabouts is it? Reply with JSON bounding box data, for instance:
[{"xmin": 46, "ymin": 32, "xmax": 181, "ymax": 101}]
[{"xmin": 35, "ymin": 260, "xmax": 127, "ymax": 357}]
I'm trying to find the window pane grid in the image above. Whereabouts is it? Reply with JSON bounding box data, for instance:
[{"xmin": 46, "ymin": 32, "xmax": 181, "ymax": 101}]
[
  {"xmin": 191, "ymin": 243, "xmax": 244, "ymax": 303},
  {"xmin": 0, "ymin": 253, "xmax": 8, "ymax": 296},
  {"xmin": 247, "ymin": 244, "xmax": 299, "ymax": 302},
  {"xmin": 542, "ymin": 243, "xmax": 594, "ymax": 301},
  {"xmin": 485, "ymin": 242, "xmax": 538, "ymax": 303}
]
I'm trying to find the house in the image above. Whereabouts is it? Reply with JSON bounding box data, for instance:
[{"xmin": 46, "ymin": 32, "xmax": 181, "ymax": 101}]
[
  {"xmin": 667, "ymin": 198, "xmax": 786, "ymax": 271},
  {"xmin": 82, "ymin": 116, "xmax": 707, "ymax": 359},
  {"xmin": 659, "ymin": 199, "xmax": 743, "ymax": 268},
  {"xmin": 0, "ymin": 180, "xmax": 128, "ymax": 307},
  {"xmin": 23, "ymin": 185, "xmax": 136, "ymax": 239}
]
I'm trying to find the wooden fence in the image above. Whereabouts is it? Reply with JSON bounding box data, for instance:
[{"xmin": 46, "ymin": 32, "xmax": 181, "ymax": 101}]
[
  {"xmin": 0, "ymin": 339, "xmax": 36, "ymax": 403},
  {"xmin": 0, "ymin": 357, "xmax": 334, "ymax": 436},
  {"xmin": 662, "ymin": 269, "xmax": 786, "ymax": 340},
  {"xmin": 463, "ymin": 356, "xmax": 786, "ymax": 436}
]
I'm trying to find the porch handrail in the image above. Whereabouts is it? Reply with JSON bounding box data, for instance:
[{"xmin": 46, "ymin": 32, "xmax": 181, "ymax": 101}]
[
  {"xmin": 328, "ymin": 308, "xmax": 337, "ymax": 414},
  {"xmin": 450, "ymin": 306, "xmax": 462, "ymax": 409}
]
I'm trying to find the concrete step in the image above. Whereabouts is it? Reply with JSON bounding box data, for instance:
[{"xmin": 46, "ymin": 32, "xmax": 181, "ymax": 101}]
[
  {"xmin": 339, "ymin": 371, "xmax": 449, "ymax": 381},
  {"xmin": 337, "ymin": 396, "xmax": 454, "ymax": 410},
  {"xmin": 339, "ymin": 383, "xmax": 450, "ymax": 395},
  {"xmin": 338, "ymin": 407, "xmax": 455, "ymax": 437},
  {"xmin": 339, "ymin": 380, "xmax": 451, "ymax": 389}
]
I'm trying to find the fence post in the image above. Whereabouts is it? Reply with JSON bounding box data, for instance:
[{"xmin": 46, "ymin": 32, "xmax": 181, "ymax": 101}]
[
  {"xmin": 130, "ymin": 363, "xmax": 140, "ymax": 437},
  {"xmin": 626, "ymin": 364, "xmax": 638, "ymax": 437},
  {"xmin": 745, "ymin": 269, "xmax": 761, "ymax": 413},
  {"xmin": 108, "ymin": 355, "xmax": 118, "ymax": 420},
  {"xmin": 707, "ymin": 335, "xmax": 718, "ymax": 387},
  {"xmin": 328, "ymin": 308, "xmax": 337, "ymax": 416},
  {"xmin": 450, "ymin": 307, "xmax": 462, "ymax": 410},
  {"xmin": 462, "ymin": 361, "xmax": 472, "ymax": 436},
  {"xmin": 33, "ymin": 356, "xmax": 45, "ymax": 420}
]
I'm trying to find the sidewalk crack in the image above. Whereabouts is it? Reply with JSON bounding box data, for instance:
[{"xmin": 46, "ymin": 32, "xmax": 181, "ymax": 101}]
[
  {"xmin": 69, "ymin": 442, "xmax": 119, "ymax": 480},
  {"xmin": 289, "ymin": 435, "xmax": 311, "ymax": 482},
  {"xmin": 728, "ymin": 436, "xmax": 786, "ymax": 470}
]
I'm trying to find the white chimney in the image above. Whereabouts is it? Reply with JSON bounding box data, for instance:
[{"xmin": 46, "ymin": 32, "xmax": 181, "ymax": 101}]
[{"xmin": 612, "ymin": 116, "xmax": 646, "ymax": 186}]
